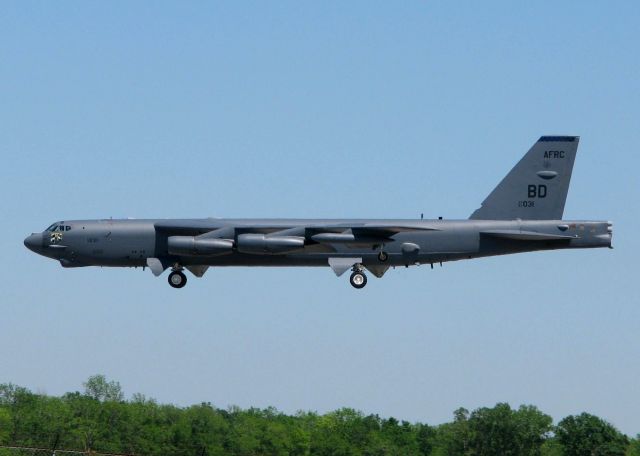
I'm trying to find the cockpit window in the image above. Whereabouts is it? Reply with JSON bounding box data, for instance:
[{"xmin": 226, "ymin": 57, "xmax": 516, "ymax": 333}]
[{"xmin": 44, "ymin": 223, "xmax": 70, "ymax": 232}]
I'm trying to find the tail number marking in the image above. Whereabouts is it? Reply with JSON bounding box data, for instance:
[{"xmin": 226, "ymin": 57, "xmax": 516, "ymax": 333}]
[
  {"xmin": 519, "ymin": 184, "xmax": 547, "ymax": 206},
  {"xmin": 528, "ymin": 184, "xmax": 547, "ymax": 198}
]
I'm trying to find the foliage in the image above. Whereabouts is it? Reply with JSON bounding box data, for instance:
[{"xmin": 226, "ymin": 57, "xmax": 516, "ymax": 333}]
[
  {"xmin": 556, "ymin": 413, "xmax": 629, "ymax": 456},
  {"xmin": 465, "ymin": 403, "xmax": 553, "ymax": 456},
  {"xmin": 83, "ymin": 375, "xmax": 124, "ymax": 402},
  {"xmin": 0, "ymin": 377, "xmax": 634, "ymax": 456}
]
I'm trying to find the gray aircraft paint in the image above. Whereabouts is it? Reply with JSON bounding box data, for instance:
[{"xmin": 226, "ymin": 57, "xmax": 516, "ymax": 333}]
[
  {"xmin": 470, "ymin": 136, "xmax": 578, "ymax": 220},
  {"xmin": 24, "ymin": 136, "xmax": 613, "ymax": 288}
]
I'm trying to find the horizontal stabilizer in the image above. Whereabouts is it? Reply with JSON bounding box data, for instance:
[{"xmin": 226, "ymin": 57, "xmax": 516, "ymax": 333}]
[{"xmin": 481, "ymin": 230, "xmax": 578, "ymax": 241}]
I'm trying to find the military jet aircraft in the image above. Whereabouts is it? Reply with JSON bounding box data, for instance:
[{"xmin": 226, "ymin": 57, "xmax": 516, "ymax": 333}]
[{"xmin": 24, "ymin": 136, "xmax": 612, "ymax": 289}]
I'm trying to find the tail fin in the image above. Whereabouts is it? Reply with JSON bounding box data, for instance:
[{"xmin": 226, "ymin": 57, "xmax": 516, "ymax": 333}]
[{"xmin": 469, "ymin": 136, "xmax": 579, "ymax": 220}]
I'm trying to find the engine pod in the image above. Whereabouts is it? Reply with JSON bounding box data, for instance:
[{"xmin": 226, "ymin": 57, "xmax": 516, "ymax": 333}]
[
  {"xmin": 236, "ymin": 234, "xmax": 305, "ymax": 255},
  {"xmin": 168, "ymin": 236, "xmax": 233, "ymax": 256}
]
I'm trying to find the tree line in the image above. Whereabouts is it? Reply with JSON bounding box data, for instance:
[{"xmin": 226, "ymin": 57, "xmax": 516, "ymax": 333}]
[{"xmin": 0, "ymin": 375, "xmax": 638, "ymax": 456}]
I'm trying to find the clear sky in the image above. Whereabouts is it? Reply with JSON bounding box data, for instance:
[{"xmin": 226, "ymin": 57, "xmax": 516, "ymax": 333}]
[{"xmin": 2, "ymin": 1, "xmax": 639, "ymax": 435}]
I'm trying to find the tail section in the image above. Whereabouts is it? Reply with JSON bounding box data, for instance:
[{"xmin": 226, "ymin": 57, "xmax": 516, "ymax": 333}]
[{"xmin": 469, "ymin": 136, "xmax": 579, "ymax": 220}]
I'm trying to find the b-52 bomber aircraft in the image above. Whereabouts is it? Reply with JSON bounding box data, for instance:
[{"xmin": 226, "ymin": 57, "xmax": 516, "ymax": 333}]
[{"xmin": 25, "ymin": 136, "xmax": 612, "ymax": 289}]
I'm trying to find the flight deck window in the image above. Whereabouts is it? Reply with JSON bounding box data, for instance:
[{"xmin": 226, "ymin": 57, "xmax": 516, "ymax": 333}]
[
  {"xmin": 46, "ymin": 224, "xmax": 57, "ymax": 232},
  {"xmin": 65, "ymin": 226, "xmax": 71, "ymax": 231}
]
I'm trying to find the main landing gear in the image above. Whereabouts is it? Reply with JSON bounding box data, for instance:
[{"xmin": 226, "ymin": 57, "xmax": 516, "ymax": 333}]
[
  {"xmin": 349, "ymin": 265, "xmax": 367, "ymax": 289},
  {"xmin": 168, "ymin": 268, "xmax": 187, "ymax": 289}
]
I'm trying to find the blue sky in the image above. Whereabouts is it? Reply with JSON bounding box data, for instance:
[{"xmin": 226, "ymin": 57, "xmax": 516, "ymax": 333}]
[{"xmin": 2, "ymin": 1, "xmax": 639, "ymax": 434}]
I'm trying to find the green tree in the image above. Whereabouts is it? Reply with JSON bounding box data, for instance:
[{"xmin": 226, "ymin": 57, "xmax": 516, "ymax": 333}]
[
  {"xmin": 431, "ymin": 404, "xmax": 553, "ymax": 456},
  {"xmin": 465, "ymin": 403, "xmax": 552, "ymax": 456},
  {"xmin": 3, "ymin": 379, "xmax": 638, "ymax": 456},
  {"xmin": 429, "ymin": 407, "xmax": 470, "ymax": 456},
  {"xmin": 556, "ymin": 413, "xmax": 628, "ymax": 456},
  {"xmin": 626, "ymin": 436, "xmax": 640, "ymax": 456},
  {"xmin": 540, "ymin": 439, "xmax": 563, "ymax": 456},
  {"xmin": 83, "ymin": 375, "xmax": 124, "ymax": 402},
  {"xmin": 0, "ymin": 408, "xmax": 10, "ymax": 444},
  {"xmin": 416, "ymin": 423, "xmax": 436, "ymax": 456}
]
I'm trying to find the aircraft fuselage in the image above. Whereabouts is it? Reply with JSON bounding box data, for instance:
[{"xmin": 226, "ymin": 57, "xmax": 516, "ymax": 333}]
[{"xmin": 24, "ymin": 217, "xmax": 612, "ymax": 271}]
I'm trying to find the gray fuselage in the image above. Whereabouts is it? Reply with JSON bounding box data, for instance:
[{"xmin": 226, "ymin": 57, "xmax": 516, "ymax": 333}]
[{"xmin": 24, "ymin": 218, "xmax": 613, "ymax": 270}]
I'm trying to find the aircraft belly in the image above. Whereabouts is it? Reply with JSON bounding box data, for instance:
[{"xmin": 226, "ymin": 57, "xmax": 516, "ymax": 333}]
[
  {"xmin": 402, "ymin": 230, "xmax": 479, "ymax": 258},
  {"xmin": 181, "ymin": 255, "xmax": 329, "ymax": 267}
]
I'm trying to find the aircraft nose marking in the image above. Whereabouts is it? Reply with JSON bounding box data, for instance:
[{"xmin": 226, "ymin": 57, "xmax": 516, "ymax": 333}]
[{"xmin": 24, "ymin": 233, "xmax": 42, "ymax": 252}]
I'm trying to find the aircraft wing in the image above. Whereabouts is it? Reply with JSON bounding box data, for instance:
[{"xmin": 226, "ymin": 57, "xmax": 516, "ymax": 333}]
[
  {"xmin": 306, "ymin": 225, "xmax": 439, "ymax": 245},
  {"xmin": 154, "ymin": 221, "xmax": 439, "ymax": 251},
  {"xmin": 155, "ymin": 220, "xmax": 437, "ymax": 237},
  {"xmin": 155, "ymin": 219, "xmax": 223, "ymax": 235}
]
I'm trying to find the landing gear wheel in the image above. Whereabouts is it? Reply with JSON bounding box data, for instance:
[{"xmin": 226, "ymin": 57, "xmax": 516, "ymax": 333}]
[
  {"xmin": 377, "ymin": 251, "xmax": 389, "ymax": 262},
  {"xmin": 349, "ymin": 271, "xmax": 367, "ymax": 289},
  {"xmin": 168, "ymin": 271, "xmax": 187, "ymax": 289}
]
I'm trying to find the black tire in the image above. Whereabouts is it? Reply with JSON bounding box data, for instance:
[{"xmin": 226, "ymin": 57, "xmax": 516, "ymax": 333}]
[
  {"xmin": 349, "ymin": 271, "xmax": 367, "ymax": 289},
  {"xmin": 168, "ymin": 271, "xmax": 187, "ymax": 289},
  {"xmin": 377, "ymin": 251, "xmax": 389, "ymax": 262}
]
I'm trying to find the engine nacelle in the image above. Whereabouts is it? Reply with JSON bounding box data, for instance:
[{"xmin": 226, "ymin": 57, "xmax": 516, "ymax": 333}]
[
  {"xmin": 236, "ymin": 234, "xmax": 305, "ymax": 255},
  {"xmin": 167, "ymin": 236, "xmax": 233, "ymax": 256}
]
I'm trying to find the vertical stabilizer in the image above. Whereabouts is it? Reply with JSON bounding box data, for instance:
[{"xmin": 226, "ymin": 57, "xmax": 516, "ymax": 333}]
[{"xmin": 469, "ymin": 136, "xmax": 578, "ymax": 220}]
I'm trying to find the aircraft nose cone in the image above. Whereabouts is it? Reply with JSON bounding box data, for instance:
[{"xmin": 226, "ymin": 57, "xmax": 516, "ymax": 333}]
[{"xmin": 24, "ymin": 233, "xmax": 42, "ymax": 252}]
